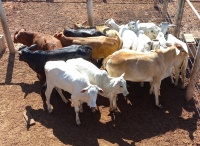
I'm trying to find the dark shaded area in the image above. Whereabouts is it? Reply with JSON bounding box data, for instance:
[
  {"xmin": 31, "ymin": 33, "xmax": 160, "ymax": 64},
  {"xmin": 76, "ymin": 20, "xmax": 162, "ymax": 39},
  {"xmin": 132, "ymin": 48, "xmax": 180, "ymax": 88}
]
[{"xmin": 26, "ymin": 78, "xmax": 199, "ymax": 145}]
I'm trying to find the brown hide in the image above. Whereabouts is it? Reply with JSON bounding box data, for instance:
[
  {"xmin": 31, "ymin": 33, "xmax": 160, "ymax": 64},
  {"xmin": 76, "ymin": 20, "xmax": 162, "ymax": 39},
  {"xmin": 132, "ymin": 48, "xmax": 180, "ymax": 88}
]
[
  {"xmin": 54, "ymin": 33, "xmax": 121, "ymax": 59},
  {"xmin": 14, "ymin": 29, "xmax": 63, "ymax": 51}
]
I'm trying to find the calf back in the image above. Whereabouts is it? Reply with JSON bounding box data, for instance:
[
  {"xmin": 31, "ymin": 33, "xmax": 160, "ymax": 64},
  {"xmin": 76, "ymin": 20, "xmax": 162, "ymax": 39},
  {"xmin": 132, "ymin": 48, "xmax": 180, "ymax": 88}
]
[
  {"xmin": 54, "ymin": 34, "xmax": 121, "ymax": 59},
  {"xmin": 14, "ymin": 29, "xmax": 63, "ymax": 51},
  {"xmin": 104, "ymin": 47, "xmax": 179, "ymax": 82},
  {"xmin": 63, "ymin": 28, "xmax": 105, "ymax": 37}
]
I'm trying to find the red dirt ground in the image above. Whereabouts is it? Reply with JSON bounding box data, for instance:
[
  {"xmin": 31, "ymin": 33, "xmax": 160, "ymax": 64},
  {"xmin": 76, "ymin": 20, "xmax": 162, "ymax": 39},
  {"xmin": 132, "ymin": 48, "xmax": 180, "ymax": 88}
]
[{"xmin": 0, "ymin": 0, "xmax": 200, "ymax": 145}]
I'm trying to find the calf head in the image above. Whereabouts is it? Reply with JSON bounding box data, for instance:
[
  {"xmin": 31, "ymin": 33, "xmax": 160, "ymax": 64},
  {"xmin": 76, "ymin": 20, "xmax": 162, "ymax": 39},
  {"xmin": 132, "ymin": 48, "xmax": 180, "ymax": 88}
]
[
  {"xmin": 14, "ymin": 28, "xmax": 33, "ymax": 46},
  {"xmin": 128, "ymin": 20, "xmax": 140, "ymax": 31},
  {"xmin": 81, "ymin": 85, "xmax": 103, "ymax": 112},
  {"xmin": 174, "ymin": 43, "xmax": 187, "ymax": 56},
  {"xmin": 112, "ymin": 73, "xmax": 129, "ymax": 97},
  {"xmin": 18, "ymin": 44, "xmax": 37, "ymax": 61},
  {"xmin": 104, "ymin": 18, "xmax": 116, "ymax": 27}
]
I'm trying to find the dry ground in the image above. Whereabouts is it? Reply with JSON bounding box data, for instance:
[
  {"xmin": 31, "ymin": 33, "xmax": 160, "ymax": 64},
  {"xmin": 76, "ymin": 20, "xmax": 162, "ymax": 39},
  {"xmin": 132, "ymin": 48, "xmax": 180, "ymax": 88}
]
[{"xmin": 0, "ymin": 0, "xmax": 200, "ymax": 146}]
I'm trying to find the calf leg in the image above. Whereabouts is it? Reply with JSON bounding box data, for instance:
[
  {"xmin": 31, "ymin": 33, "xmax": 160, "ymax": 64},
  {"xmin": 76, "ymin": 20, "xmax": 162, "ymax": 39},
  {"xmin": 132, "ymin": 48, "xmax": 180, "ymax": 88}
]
[
  {"xmin": 55, "ymin": 87, "xmax": 68, "ymax": 103},
  {"xmin": 149, "ymin": 82, "xmax": 154, "ymax": 94},
  {"xmin": 108, "ymin": 93, "xmax": 118, "ymax": 112},
  {"xmin": 72, "ymin": 97, "xmax": 81, "ymax": 125},
  {"xmin": 153, "ymin": 81, "xmax": 162, "ymax": 108},
  {"xmin": 109, "ymin": 96, "xmax": 114, "ymax": 112},
  {"xmin": 112, "ymin": 95, "xmax": 118, "ymax": 112},
  {"xmin": 170, "ymin": 72, "xmax": 175, "ymax": 84},
  {"xmin": 180, "ymin": 57, "xmax": 188, "ymax": 88},
  {"xmin": 79, "ymin": 100, "xmax": 83, "ymax": 113},
  {"xmin": 45, "ymin": 84, "xmax": 54, "ymax": 113},
  {"xmin": 174, "ymin": 67, "xmax": 180, "ymax": 86},
  {"xmin": 140, "ymin": 82, "xmax": 144, "ymax": 87}
]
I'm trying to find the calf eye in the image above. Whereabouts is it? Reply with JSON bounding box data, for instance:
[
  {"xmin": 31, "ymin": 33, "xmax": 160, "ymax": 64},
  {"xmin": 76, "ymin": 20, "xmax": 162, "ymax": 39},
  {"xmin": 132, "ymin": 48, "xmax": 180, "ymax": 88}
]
[{"xmin": 120, "ymin": 85, "xmax": 123, "ymax": 88}]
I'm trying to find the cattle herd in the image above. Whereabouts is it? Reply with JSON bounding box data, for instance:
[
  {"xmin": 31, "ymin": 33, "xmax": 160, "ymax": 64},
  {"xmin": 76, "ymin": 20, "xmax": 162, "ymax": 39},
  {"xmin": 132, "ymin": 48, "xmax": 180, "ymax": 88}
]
[{"xmin": 14, "ymin": 18, "xmax": 189, "ymax": 125}]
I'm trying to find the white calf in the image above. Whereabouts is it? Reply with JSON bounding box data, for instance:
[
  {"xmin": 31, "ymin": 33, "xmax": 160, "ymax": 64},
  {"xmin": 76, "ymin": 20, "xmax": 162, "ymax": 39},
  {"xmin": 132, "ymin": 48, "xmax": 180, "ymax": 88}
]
[
  {"xmin": 136, "ymin": 30, "xmax": 152, "ymax": 52},
  {"xmin": 44, "ymin": 61, "xmax": 103, "ymax": 125},
  {"xmin": 105, "ymin": 18, "xmax": 138, "ymax": 50},
  {"xmin": 128, "ymin": 20, "xmax": 175, "ymax": 40},
  {"xmin": 66, "ymin": 58, "xmax": 129, "ymax": 112}
]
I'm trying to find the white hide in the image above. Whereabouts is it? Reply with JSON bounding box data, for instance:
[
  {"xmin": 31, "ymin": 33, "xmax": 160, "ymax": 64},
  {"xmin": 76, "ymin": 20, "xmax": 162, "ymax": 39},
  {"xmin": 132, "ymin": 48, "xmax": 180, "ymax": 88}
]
[
  {"xmin": 136, "ymin": 30, "xmax": 152, "ymax": 52},
  {"xmin": 105, "ymin": 18, "xmax": 138, "ymax": 50},
  {"xmin": 167, "ymin": 34, "xmax": 189, "ymax": 88},
  {"xmin": 128, "ymin": 20, "xmax": 176, "ymax": 40},
  {"xmin": 44, "ymin": 60, "xmax": 103, "ymax": 125},
  {"xmin": 159, "ymin": 22, "xmax": 176, "ymax": 35},
  {"xmin": 66, "ymin": 58, "xmax": 129, "ymax": 111}
]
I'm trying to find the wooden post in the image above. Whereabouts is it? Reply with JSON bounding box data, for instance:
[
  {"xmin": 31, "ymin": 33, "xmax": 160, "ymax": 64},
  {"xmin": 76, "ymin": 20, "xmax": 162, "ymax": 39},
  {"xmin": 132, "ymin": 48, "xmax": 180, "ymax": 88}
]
[
  {"xmin": 162, "ymin": 0, "xmax": 169, "ymax": 21},
  {"xmin": 0, "ymin": 0, "xmax": 15, "ymax": 53},
  {"xmin": 0, "ymin": 34, "xmax": 6, "ymax": 54},
  {"xmin": 186, "ymin": 0, "xmax": 200, "ymax": 20},
  {"xmin": 86, "ymin": 0, "xmax": 94, "ymax": 27},
  {"xmin": 154, "ymin": 0, "xmax": 158, "ymax": 8},
  {"xmin": 174, "ymin": 0, "xmax": 185, "ymax": 38},
  {"xmin": 186, "ymin": 42, "xmax": 200, "ymax": 101}
]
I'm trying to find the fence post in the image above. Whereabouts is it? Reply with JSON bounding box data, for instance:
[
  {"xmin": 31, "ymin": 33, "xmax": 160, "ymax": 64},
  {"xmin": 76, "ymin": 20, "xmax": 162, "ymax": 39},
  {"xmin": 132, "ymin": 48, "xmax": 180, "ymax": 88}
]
[
  {"xmin": 186, "ymin": 42, "xmax": 200, "ymax": 101},
  {"xmin": 186, "ymin": 0, "xmax": 200, "ymax": 20},
  {"xmin": 174, "ymin": 0, "xmax": 185, "ymax": 38},
  {"xmin": 0, "ymin": 34, "xmax": 6, "ymax": 54},
  {"xmin": 86, "ymin": 0, "xmax": 94, "ymax": 27},
  {"xmin": 0, "ymin": 0, "xmax": 15, "ymax": 53},
  {"xmin": 162, "ymin": 0, "xmax": 169, "ymax": 21}
]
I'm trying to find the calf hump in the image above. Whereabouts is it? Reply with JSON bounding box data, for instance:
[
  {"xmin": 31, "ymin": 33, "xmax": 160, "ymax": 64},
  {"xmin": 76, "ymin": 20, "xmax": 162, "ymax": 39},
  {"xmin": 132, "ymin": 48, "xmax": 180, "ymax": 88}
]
[{"xmin": 101, "ymin": 54, "xmax": 113, "ymax": 70}]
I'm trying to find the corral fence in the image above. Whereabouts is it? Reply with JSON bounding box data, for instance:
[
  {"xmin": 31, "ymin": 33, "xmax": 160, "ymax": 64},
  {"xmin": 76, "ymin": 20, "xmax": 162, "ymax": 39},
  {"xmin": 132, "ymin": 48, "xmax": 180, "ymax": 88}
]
[{"xmin": 0, "ymin": 0, "xmax": 199, "ymax": 115}]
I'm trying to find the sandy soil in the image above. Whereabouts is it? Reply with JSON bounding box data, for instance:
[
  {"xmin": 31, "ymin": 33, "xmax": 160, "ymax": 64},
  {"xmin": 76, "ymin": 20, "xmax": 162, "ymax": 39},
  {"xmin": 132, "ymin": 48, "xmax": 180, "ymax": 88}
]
[{"xmin": 0, "ymin": 0, "xmax": 200, "ymax": 145}]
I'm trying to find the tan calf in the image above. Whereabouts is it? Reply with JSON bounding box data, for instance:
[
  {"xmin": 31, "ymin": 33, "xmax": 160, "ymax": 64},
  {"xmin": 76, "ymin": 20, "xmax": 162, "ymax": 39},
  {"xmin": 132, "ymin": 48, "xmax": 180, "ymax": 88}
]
[
  {"xmin": 102, "ymin": 43, "xmax": 188, "ymax": 108},
  {"xmin": 54, "ymin": 33, "xmax": 122, "ymax": 60}
]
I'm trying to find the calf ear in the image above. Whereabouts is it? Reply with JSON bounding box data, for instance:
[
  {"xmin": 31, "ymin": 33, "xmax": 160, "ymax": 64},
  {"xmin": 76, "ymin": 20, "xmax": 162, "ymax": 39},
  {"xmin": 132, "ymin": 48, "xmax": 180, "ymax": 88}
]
[
  {"xmin": 80, "ymin": 89, "xmax": 87, "ymax": 93},
  {"xmin": 54, "ymin": 33, "xmax": 62, "ymax": 39},
  {"xmin": 97, "ymin": 87, "xmax": 104, "ymax": 94},
  {"xmin": 174, "ymin": 43, "xmax": 183, "ymax": 49},
  {"xmin": 99, "ymin": 89, "xmax": 104, "ymax": 94},
  {"xmin": 18, "ymin": 50, "xmax": 22, "ymax": 54},
  {"xmin": 120, "ymin": 73, "xmax": 125, "ymax": 78},
  {"xmin": 80, "ymin": 86, "xmax": 90, "ymax": 93},
  {"xmin": 136, "ymin": 20, "xmax": 140, "ymax": 24}
]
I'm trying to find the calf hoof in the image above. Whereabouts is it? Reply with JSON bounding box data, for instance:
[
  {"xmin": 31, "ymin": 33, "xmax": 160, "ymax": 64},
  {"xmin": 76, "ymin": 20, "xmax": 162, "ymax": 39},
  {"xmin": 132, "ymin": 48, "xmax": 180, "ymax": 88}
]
[
  {"xmin": 113, "ymin": 106, "xmax": 118, "ymax": 112},
  {"xmin": 181, "ymin": 85, "xmax": 186, "ymax": 90},
  {"xmin": 63, "ymin": 99, "xmax": 68, "ymax": 103},
  {"xmin": 47, "ymin": 105, "xmax": 53, "ymax": 113},
  {"xmin": 79, "ymin": 109, "xmax": 83, "ymax": 113},
  {"xmin": 109, "ymin": 107, "xmax": 113, "ymax": 112},
  {"xmin": 114, "ymin": 108, "xmax": 118, "ymax": 112},
  {"xmin": 156, "ymin": 104, "xmax": 164, "ymax": 109},
  {"xmin": 91, "ymin": 107, "xmax": 96, "ymax": 113},
  {"xmin": 76, "ymin": 120, "xmax": 81, "ymax": 126},
  {"xmin": 48, "ymin": 108, "xmax": 53, "ymax": 113}
]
